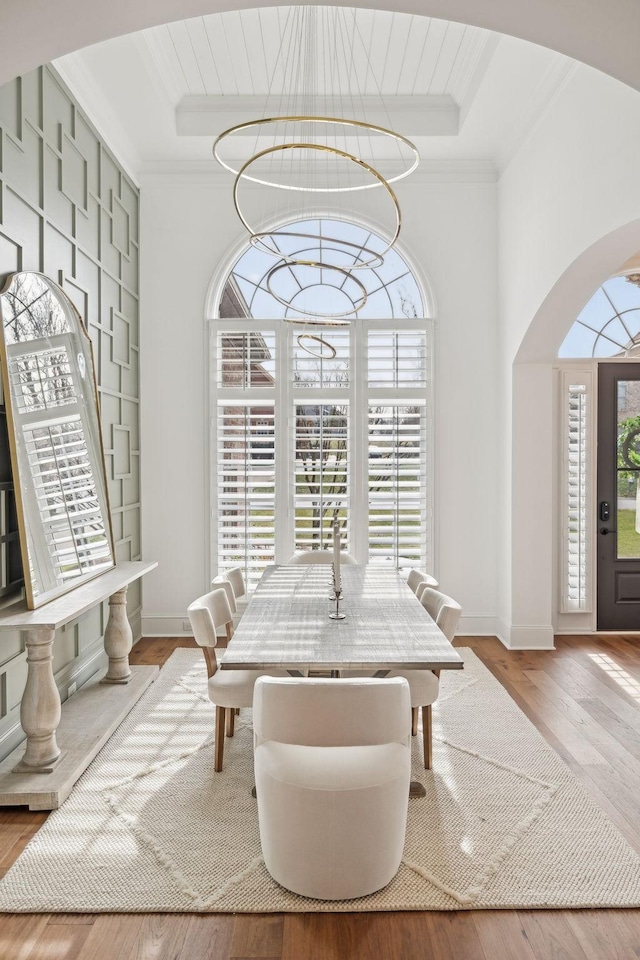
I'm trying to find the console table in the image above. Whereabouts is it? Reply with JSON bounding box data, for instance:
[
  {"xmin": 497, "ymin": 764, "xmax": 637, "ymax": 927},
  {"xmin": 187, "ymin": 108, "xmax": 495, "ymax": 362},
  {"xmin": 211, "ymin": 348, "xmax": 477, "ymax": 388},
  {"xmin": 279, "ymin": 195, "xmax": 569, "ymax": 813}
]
[{"xmin": 0, "ymin": 560, "xmax": 158, "ymax": 809}]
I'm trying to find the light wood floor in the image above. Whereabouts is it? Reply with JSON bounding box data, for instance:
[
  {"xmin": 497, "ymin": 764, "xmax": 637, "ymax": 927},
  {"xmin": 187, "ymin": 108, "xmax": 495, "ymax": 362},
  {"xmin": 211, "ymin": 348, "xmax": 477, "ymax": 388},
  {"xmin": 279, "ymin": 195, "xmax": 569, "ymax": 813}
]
[{"xmin": 3, "ymin": 634, "xmax": 640, "ymax": 959}]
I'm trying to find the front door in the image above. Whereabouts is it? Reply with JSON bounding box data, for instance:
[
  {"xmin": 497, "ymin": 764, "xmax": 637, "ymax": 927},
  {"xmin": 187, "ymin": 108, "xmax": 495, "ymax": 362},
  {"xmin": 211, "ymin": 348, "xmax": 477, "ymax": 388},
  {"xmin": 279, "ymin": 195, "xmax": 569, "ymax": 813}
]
[{"xmin": 597, "ymin": 362, "xmax": 640, "ymax": 630}]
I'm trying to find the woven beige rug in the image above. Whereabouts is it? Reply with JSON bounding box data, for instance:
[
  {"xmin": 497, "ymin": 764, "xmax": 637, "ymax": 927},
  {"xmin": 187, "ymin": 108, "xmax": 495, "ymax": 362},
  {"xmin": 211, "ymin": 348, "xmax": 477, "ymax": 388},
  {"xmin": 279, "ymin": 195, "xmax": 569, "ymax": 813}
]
[{"xmin": 1, "ymin": 647, "xmax": 640, "ymax": 913}]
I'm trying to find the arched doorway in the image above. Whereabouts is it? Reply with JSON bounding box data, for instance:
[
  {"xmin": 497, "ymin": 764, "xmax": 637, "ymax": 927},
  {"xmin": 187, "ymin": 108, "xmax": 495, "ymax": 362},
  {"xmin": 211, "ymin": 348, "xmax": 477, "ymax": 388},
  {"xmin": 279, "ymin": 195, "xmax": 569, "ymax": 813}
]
[
  {"xmin": 510, "ymin": 222, "xmax": 640, "ymax": 645},
  {"xmin": 559, "ymin": 265, "xmax": 640, "ymax": 630}
]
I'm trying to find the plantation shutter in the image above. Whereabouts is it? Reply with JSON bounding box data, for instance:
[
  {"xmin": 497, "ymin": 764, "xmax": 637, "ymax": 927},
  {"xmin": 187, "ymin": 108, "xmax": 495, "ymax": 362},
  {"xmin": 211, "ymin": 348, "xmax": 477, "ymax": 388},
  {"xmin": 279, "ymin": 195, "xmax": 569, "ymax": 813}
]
[
  {"xmin": 7, "ymin": 337, "xmax": 111, "ymax": 586},
  {"xmin": 293, "ymin": 403, "xmax": 349, "ymax": 551},
  {"xmin": 367, "ymin": 403, "xmax": 427, "ymax": 566},
  {"xmin": 216, "ymin": 403, "xmax": 276, "ymax": 588},
  {"xmin": 212, "ymin": 319, "xmax": 432, "ymax": 581},
  {"xmin": 366, "ymin": 328, "xmax": 430, "ymax": 568},
  {"xmin": 560, "ymin": 371, "xmax": 592, "ymax": 612}
]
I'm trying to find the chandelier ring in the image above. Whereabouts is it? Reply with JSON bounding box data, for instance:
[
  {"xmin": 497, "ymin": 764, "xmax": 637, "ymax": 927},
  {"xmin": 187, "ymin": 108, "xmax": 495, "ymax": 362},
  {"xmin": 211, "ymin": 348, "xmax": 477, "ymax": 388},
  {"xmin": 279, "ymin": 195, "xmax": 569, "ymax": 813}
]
[
  {"xmin": 214, "ymin": 116, "xmax": 419, "ymax": 191},
  {"xmin": 296, "ymin": 334, "xmax": 338, "ymax": 360},
  {"xmin": 248, "ymin": 232, "xmax": 385, "ymax": 270},
  {"xmin": 266, "ymin": 261, "xmax": 367, "ymax": 318},
  {"xmin": 234, "ymin": 143, "xmax": 401, "ymax": 268}
]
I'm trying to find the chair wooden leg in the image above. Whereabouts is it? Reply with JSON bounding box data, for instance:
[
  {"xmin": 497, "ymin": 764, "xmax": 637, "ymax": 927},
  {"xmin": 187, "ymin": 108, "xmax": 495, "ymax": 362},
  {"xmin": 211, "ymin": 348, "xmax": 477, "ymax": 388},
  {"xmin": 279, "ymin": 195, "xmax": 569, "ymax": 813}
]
[
  {"xmin": 226, "ymin": 707, "xmax": 235, "ymax": 738},
  {"xmin": 411, "ymin": 707, "xmax": 418, "ymax": 736},
  {"xmin": 215, "ymin": 706, "xmax": 225, "ymax": 772},
  {"xmin": 422, "ymin": 704, "xmax": 432, "ymax": 770}
]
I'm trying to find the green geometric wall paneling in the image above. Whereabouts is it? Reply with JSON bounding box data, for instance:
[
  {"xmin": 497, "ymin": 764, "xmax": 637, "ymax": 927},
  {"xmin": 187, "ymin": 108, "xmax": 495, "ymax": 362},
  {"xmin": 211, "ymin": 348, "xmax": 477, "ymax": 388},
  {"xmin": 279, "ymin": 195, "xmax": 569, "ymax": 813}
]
[{"xmin": 0, "ymin": 64, "xmax": 141, "ymax": 762}]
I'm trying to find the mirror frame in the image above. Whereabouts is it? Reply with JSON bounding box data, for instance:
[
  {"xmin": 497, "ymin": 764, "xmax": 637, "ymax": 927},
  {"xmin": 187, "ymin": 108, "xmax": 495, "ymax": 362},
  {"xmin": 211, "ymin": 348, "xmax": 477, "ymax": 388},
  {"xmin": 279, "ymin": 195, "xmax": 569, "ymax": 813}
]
[{"xmin": 0, "ymin": 272, "xmax": 116, "ymax": 608}]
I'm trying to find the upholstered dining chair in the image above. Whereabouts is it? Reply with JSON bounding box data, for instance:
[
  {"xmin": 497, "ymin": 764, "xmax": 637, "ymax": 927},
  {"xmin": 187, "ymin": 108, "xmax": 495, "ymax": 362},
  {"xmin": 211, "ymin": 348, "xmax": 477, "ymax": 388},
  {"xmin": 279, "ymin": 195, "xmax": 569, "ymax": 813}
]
[
  {"xmin": 224, "ymin": 566, "xmax": 249, "ymax": 626},
  {"xmin": 395, "ymin": 587, "xmax": 463, "ymax": 769},
  {"xmin": 406, "ymin": 568, "xmax": 439, "ymax": 599},
  {"xmin": 253, "ymin": 676, "xmax": 411, "ymax": 900},
  {"xmin": 285, "ymin": 549, "xmax": 357, "ymax": 565},
  {"xmin": 344, "ymin": 586, "xmax": 462, "ymax": 770},
  {"xmin": 187, "ymin": 586, "xmax": 286, "ymax": 772},
  {"xmin": 210, "ymin": 575, "xmax": 237, "ymax": 633}
]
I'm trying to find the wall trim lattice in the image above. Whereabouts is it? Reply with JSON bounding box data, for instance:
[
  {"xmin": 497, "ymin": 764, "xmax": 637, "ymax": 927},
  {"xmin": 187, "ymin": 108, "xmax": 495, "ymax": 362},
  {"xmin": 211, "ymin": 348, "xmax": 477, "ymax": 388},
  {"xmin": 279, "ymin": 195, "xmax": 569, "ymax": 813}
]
[{"xmin": 0, "ymin": 64, "xmax": 141, "ymax": 762}]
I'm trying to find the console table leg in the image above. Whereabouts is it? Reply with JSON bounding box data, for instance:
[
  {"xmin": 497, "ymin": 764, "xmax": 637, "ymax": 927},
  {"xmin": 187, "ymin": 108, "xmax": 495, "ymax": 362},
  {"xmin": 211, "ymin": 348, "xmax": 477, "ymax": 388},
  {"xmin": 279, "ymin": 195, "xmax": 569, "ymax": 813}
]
[
  {"xmin": 13, "ymin": 627, "xmax": 62, "ymax": 773},
  {"xmin": 101, "ymin": 587, "xmax": 133, "ymax": 684}
]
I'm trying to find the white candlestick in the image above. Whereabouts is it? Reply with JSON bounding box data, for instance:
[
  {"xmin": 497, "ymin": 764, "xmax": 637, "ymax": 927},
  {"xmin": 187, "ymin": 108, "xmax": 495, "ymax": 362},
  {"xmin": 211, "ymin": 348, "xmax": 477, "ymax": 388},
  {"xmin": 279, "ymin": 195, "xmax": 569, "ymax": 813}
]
[{"xmin": 333, "ymin": 520, "xmax": 341, "ymax": 595}]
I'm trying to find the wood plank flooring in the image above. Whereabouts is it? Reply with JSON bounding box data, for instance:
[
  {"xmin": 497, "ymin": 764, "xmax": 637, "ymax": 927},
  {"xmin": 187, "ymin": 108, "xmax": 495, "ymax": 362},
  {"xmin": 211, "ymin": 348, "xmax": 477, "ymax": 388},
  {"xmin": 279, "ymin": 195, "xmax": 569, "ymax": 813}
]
[{"xmin": 2, "ymin": 634, "xmax": 640, "ymax": 959}]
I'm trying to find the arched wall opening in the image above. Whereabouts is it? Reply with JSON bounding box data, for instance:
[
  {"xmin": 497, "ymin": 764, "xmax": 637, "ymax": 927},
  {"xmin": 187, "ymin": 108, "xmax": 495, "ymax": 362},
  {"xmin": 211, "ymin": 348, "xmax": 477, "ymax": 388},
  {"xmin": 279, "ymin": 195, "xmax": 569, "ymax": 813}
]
[
  {"xmin": 508, "ymin": 219, "xmax": 640, "ymax": 648},
  {"xmin": 4, "ymin": 0, "xmax": 640, "ymax": 95},
  {"xmin": 516, "ymin": 220, "xmax": 640, "ymax": 366}
]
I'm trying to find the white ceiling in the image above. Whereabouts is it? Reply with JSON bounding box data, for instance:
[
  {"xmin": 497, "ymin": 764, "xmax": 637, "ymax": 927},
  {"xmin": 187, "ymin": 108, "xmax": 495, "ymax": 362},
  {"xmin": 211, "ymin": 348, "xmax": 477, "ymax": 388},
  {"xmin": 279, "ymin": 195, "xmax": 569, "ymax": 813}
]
[
  {"xmin": 53, "ymin": 6, "xmax": 578, "ymax": 180},
  {"xmin": 148, "ymin": 9, "xmax": 488, "ymax": 100}
]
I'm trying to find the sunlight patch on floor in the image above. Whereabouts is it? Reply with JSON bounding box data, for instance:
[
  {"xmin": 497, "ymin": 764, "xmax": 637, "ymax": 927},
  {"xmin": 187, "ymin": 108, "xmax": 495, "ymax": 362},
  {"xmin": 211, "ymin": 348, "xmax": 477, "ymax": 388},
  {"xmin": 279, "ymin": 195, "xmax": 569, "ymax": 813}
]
[{"xmin": 588, "ymin": 652, "xmax": 640, "ymax": 701}]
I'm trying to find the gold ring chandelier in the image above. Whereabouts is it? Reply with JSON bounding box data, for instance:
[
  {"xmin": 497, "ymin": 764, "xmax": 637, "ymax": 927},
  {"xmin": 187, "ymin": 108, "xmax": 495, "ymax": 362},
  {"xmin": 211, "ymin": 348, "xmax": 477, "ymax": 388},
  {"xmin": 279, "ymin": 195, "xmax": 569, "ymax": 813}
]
[
  {"xmin": 213, "ymin": 116, "xmax": 419, "ymax": 192},
  {"xmin": 212, "ymin": 6, "xmax": 419, "ymax": 318},
  {"xmin": 232, "ymin": 143, "xmax": 402, "ymax": 270},
  {"xmin": 296, "ymin": 334, "xmax": 338, "ymax": 360}
]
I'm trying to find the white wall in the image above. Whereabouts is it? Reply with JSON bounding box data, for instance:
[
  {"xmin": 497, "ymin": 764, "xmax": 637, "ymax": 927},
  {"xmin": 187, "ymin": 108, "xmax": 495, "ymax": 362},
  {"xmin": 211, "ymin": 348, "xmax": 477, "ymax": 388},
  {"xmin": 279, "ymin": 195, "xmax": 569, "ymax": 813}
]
[
  {"xmin": 140, "ymin": 60, "xmax": 640, "ymax": 647},
  {"xmin": 498, "ymin": 64, "xmax": 640, "ymax": 646},
  {"xmin": 139, "ymin": 170, "xmax": 499, "ymax": 636}
]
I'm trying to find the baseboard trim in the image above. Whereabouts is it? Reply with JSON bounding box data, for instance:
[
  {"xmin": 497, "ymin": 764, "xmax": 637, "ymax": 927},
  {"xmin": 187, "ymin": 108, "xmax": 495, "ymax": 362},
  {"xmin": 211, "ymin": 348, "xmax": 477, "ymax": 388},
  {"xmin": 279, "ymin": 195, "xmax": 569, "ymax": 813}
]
[
  {"xmin": 457, "ymin": 615, "xmax": 503, "ymax": 637},
  {"xmin": 503, "ymin": 624, "xmax": 556, "ymax": 650},
  {"xmin": 142, "ymin": 617, "xmax": 191, "ymax": 637}
]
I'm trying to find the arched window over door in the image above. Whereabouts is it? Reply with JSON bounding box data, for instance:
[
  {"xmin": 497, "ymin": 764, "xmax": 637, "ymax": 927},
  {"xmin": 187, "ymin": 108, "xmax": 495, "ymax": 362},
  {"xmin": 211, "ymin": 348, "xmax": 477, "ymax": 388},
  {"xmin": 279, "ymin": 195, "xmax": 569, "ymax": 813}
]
[
  {"xmin": 211, "ymin": 218, "xmax": 433, "ymax": 587},
  {"xmin": 559, "ymin": 274, "xmax": 640, "ymax": 358}
]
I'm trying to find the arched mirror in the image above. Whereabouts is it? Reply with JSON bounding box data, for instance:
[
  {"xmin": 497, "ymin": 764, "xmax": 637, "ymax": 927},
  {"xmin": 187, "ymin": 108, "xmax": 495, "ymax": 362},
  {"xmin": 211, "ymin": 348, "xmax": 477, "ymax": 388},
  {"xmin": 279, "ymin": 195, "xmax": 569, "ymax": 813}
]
[{"xmin": 0, "ymin": 272, "xmax": 115, "ymax": 607}]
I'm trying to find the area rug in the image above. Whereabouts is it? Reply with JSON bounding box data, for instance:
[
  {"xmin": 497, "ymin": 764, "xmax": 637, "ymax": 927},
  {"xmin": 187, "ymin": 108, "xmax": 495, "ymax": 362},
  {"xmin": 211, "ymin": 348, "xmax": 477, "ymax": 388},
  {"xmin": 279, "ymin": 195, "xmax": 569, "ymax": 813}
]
[{"xmin": 1, "ymin": 648, "xmax": 640, "ymax": 913}]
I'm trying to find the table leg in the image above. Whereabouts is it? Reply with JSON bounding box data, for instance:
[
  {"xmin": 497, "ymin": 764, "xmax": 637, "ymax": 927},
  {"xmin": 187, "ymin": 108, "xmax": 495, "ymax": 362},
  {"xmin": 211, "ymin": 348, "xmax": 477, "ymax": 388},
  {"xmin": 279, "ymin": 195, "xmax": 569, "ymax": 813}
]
[
  {"xmin": 101, "ymin": 587, "xmax": 133, "ymax": 684},
  {"xmin": 13, "ymin": 627, "xmax": 62, "ymax": 773}
]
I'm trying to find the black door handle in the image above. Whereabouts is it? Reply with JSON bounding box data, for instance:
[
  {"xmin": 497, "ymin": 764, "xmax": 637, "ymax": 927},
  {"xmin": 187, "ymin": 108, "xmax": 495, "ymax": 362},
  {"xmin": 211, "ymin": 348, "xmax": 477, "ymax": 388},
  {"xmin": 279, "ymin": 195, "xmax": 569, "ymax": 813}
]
[{"xmin": 600, "ymin": 528, "xmax": 612, "ymax": 535}]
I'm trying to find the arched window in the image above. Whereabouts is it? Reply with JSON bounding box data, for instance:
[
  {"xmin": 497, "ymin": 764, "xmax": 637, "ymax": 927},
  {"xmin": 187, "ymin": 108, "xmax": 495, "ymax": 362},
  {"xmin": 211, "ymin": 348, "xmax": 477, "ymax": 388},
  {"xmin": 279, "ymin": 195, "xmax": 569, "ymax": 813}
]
[
  {"xmin": 211, "ymin": 218, "xmax": 432, "ymax": 587},
  {"xmin": 559, "ymin": 275, "xmax": 640, "ymax": 358}
]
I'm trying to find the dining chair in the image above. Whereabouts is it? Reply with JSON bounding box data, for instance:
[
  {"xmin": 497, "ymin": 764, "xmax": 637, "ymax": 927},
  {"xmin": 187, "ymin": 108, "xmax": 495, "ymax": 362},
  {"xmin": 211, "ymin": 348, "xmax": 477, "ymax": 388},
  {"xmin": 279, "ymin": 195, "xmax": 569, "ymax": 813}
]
[
  {"xmin": 285, "ymin": 549, "xmax": 357, "ymax": 565},
  {"xmin": 398, "ymin": 587, "xmax": 462, "ymax": 769},
  {"xmin": 210, "ymin": 575, "xmax": 237, "ymax": 635},
  {"xmin": 406, "ymin": 568, "xmax": 439, "ymax": 599},
  {"xmin": 253, "ymin": 675, "xmax": 411, "ymax": 900},
  {"xmin": 344, "ymin": 586, "xmax": 462, "ymax": 770},
  {"xmin": 224, "ymin": 566, "xmax": 249, "ymax": 625},
  {"xmin": 187, "ymin": 586, "xmax": 286, "ymax": 772}
]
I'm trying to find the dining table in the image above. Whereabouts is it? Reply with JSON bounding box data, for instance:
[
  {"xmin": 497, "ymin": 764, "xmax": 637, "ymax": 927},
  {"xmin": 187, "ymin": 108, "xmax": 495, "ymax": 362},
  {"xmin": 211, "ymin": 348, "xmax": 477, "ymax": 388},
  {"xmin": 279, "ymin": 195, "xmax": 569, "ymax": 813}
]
[
  {"xmin": 219, "ymin": 562, "xmax": 464, "ymax": 676},
  {"xmin": 219, "ymin": 563, "xmax": 463, "ymax": 797}
]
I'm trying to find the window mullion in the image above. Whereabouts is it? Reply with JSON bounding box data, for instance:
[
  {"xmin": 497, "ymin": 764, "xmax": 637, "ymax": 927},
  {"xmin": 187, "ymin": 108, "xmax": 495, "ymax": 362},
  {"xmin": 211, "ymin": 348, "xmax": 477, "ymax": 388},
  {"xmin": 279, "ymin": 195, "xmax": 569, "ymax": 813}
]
[
  {"xmin": 275, "ymin": 320, "xmax": 292, "ymax": 562},
  {"xmin": 352, "ymin": 319, "xmax": 368, "ymax": 564}
]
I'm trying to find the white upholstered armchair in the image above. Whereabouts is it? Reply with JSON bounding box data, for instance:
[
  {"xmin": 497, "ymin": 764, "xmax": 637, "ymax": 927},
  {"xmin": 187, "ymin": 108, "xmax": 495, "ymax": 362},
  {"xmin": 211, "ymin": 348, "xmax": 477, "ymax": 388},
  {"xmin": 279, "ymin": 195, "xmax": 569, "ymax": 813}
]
[{"xmin": 253, "ymin": 676, "xmax": 412, "ymax": 900}]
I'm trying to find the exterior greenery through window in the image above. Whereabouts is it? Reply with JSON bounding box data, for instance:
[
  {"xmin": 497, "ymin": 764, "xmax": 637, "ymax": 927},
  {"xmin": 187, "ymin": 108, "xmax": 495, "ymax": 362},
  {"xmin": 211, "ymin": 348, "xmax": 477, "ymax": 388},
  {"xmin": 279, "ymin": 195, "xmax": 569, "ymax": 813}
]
[{"xmin": 213, "ymin": 218, "xmax": 431, "ymax": 587}]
